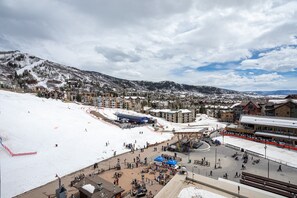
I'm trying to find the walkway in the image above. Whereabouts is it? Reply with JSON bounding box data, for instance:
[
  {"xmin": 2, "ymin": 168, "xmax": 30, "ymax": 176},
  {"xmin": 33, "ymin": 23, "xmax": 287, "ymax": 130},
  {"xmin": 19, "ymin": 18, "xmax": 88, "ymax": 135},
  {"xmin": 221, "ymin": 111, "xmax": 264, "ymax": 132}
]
[{"xmin": 15, "ymin": 136, "xmax": 177, "ymax": 198}]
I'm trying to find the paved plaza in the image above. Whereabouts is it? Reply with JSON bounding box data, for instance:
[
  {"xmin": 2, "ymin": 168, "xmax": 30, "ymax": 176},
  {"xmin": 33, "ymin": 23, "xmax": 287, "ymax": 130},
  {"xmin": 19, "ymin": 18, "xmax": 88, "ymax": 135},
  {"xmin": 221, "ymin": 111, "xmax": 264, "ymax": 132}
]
[
  {"xmin": 15, "ymin": 136, "xmax": 177, "ymax": 198},
  {"xmin": 173, "ymin": 141, "xmax": 297, "ymax": 185},
  {"xmin": 15, "ymin": 135, "xmax": 297, "ymax": 198}
]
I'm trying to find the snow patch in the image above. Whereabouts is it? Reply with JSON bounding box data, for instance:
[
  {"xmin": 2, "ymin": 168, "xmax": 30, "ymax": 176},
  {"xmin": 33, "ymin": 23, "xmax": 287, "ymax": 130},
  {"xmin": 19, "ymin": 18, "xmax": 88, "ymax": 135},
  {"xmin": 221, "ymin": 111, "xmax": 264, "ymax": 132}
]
[
  {"xmin": 16, "ymin": 59, "xmax": 45, "ymax": 76},
  {"xmin": 213, "ymin": 136, "xmax": 297, "ymax": 167},
  {"xmin": 0, "ymin": 90, "xmax": 172, "ymax": 198},
  {"xmin": 178, "ymin": 186, "xmax": 226, "ymax": 198},
  {"xmin": 82, "ymin": 184, "xmax": 95, "ymax": 193}
]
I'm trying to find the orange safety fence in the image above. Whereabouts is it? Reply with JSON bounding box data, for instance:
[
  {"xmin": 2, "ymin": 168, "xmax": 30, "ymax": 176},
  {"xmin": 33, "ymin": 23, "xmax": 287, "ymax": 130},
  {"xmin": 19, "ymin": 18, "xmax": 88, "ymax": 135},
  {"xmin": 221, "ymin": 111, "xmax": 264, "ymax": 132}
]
[
  {"xmin": 1, "ymin": 142, "xmax": 37, "ymax": 157},
  {"xmin": 221, "ymin": 132, "xmax": 297, "ymax": 151}
]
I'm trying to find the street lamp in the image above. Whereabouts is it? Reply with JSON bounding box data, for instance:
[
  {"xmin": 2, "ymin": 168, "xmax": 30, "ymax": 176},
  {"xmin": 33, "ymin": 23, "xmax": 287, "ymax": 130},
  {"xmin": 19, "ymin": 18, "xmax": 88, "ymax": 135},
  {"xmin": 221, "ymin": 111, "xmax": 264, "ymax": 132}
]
[
  {"xmin": 264, "ymin": 140, "xmax": 267, "ymax": 159},
  {"xmin": 222, "ymin": 130, "xmax": 225, "ymax": 145},
  {"xmin": 192, "ymin": 165, "xmax": 198, "ymax": 179},
  {"xmin": 289, "ymin": 133, "xmax": 291, "ymax": 150},
  {"xmin": 267, "ymin": 159, "xmax": 269, "ymax": 178},
  {"xmin": 188, "ymin": 150, "xmax": 191, "ymax": 163},
  {"xmin": 264, "ymin": 139, "xmax": 270, "ymax": 178},
  {"xmin": 214, "ymin": 148, "xmax": 217, "ymax": 169}
]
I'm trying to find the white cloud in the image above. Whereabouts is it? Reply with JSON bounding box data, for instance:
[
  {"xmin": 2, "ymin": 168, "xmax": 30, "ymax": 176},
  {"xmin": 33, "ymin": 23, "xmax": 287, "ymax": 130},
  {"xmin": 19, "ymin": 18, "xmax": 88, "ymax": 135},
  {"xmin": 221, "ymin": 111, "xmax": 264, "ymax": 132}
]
[
  {"xmin": 240, "ymin": 46, "xmax": 297, "ymax": 71},
  {"xmin": 95, "ymin": 46, "xmax": 140, "ymax": 62},
  {"xmin": 113, "ymin": 69, "xmax": 143, "ymax": 78},
  {"xmin": 168, "ymin": 71, "xmax": 289, "ymax": 91},
  {"xmin": 1, "ymin": 0, "xmax": 297, "ymax": 90}
]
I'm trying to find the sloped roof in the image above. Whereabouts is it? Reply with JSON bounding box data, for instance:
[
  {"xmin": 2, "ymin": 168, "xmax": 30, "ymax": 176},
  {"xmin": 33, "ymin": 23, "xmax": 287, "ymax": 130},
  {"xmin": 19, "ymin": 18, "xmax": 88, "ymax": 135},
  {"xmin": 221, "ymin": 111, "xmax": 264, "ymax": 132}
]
[
  {"xmin": 268, "ymin": 99, "xmax": 297, "ymax": 105},
  {"xmin": 179, "ymin": 109, "xmax": 192, "ymax": 113},
  {"xmin": 240, "ymin": 115, "xmax": 297, "ymax": 129},
  {"xmin": 149, "ymin": 109, "xmax": 192, "ymax": 114},
  {"xmin": 285, "ymin": 95, "xmax": 297, "ymax": 99},
  {"xmin": 231, "ymin": 103, "xmax": 241, "ymax": 109},
  {"xmin": 243, "ymin": 101, "xmax": 260, "ymax": 109},
  {"xmin": 255, "ymin": 132, "xmax": 297, "ymax": 140},
  {"xmin": 273, "ymin": 100, "xmax": 297, "ymax": 110},
  {"xmin": 74, "ymin": 175, "xmax": 124, "ymax": 198}
]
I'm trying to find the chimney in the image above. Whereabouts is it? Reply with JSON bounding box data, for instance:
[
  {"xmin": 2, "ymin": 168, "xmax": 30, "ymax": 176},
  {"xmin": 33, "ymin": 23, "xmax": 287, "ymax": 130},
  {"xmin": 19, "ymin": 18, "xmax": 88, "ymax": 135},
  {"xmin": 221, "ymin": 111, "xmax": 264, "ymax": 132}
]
[
  {"xmin": 97, "ymin": 183, "xmax": 103, "ymax": 191},
  {"xmin": 58, "ymin": 177, "xmax": 61, "ymax": 188},
  {"xmin": 55, "ymin": 174, "xmax": 61, "ymax": 188}
]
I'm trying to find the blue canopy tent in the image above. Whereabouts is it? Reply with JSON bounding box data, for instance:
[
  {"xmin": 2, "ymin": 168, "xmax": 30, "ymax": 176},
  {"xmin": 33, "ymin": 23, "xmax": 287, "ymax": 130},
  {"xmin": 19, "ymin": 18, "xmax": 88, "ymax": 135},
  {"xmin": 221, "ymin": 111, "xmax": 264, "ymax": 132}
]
[
  {"xmin": 154, "ymin": 156, "xmax": 165, "ymax": 162},
  {"xmin": 166, "ymin": 159, "xmax": 177, "ymax": 166}
]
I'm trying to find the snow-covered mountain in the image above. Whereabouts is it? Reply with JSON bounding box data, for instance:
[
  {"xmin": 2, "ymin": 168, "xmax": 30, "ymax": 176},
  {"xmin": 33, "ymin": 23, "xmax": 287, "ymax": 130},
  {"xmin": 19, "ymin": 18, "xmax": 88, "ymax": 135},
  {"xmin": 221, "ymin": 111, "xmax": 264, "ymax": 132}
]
[
  {"xmin": 0, "ymin": 50, "xmax": 239, "ymax": 95},
  {"xmin": 252, "ymin": 90, "xmax": 297, "ymax": 96}
]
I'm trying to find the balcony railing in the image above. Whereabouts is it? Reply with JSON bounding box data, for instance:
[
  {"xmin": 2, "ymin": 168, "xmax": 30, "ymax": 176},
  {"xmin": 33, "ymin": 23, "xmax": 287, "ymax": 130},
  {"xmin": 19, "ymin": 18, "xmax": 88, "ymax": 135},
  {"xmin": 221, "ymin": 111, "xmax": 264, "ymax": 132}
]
[{"xmin": 225, "ymin": 126, "xmax": 255, "ymax": 134}]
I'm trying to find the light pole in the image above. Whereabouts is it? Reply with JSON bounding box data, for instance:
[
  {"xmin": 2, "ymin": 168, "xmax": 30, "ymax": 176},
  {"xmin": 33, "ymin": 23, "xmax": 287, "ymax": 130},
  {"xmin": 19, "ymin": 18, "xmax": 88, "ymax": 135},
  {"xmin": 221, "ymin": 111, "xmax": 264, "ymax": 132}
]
[
  {"xmin": 0, "ymin": 157, "xmax": 1, "ymax": 198},
  {"xmin": 268, "ymin": 159, "xmax": 270, "ymax": 178},
  {"xmin": 289, "ymin": 133, "xmax": 291, "ymax": 150},
  {"xmin": 222, "ymin": 130, "xmax": 225, "ymax": 145},
  {"xmin": 192, "ymin": 166, "xmax": 198, "ymax": 179},
  {"xmin": 188, "ymin": 150, "xmax": 190, "ymax": 163},
  {"xmin": 214, "ymin": 148, "xmax": 217, "ymax": 169},
  {"xmin": 264, "ymin": 140, "xmax": 267, "ymax": 159}
]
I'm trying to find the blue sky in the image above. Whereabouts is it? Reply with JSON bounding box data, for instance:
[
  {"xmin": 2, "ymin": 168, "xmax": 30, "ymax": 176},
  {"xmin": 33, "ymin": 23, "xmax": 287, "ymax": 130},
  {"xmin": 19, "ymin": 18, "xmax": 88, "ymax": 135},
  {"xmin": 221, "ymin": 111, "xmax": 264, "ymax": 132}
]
[
  {"xmin": 194, "ymin": 44, "xmax": 297, "ymax": 80},
  {"xmin": 1, "ymin": 0, "xmax": 297, "ymax": 91},
  {"xmin": 169, "ymin": 44, "xmax": 297, "ymax": 90}
]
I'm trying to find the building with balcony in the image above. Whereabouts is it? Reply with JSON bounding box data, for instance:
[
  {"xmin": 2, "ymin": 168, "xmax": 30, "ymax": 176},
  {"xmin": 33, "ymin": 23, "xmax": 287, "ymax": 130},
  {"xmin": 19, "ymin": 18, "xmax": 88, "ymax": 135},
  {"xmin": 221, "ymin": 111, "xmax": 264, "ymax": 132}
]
[
  {"xmin": 265, "ymin": 99, "xmax": 297, "ymax": 118},
  {"xmin": 98, "ymin": 96, "xmax": 145, "ymax": 112},
  {"xmin": 226, "ymin": 115, "xmax": 297, "ymax": 146},
  {"xmin": 149, "ymin": 109, "xmax": 195, "ymax": 123}
]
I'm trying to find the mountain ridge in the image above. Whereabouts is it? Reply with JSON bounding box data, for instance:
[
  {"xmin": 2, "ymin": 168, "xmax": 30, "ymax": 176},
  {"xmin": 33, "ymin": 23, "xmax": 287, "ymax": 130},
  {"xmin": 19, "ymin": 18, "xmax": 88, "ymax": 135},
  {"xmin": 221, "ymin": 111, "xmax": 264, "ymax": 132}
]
[
  {"xmin": 0, "ymin": 50, "xmax": 240, "ymax": 95},
  {"xmin": 251, "ymin": 90, "xmax": 297, "ymax": 96}
]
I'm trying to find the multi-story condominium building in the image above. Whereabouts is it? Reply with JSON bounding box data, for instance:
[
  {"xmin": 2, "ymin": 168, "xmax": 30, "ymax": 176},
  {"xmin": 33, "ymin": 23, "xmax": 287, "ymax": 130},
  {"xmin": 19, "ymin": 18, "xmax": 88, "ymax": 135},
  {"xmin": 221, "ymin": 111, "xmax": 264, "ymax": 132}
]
[
  {"xmin": 242, "ymin": 101, "xmax": 263, "ymax": 116},
  {"xmin": 151, "ymin": 100, "xmax": 169, "ymax": 109},
  {"xmin": 98, "ymin": 96, "xmax": 145, "ymax": 112},
  {"xmin": 231, "ymin": 100, "xmax": 265, "ymax": 122},
  {"xmin": 149, "ymin": 109, "xmax": 195, "ymax": 123},
  {"xmin": 204, "ymin": 104, "xmax": 231, "ymax": 118},
  {"xmin": 220, "ymin": 110, "xmax": 234, "ymax": 123},
  {"xmin": 265, "ymin": 99, "xmax": 297, "ymax": 118},
  {"xmin": 98, "ymin": 96, "xmax": 124, "ymax": 109}
]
